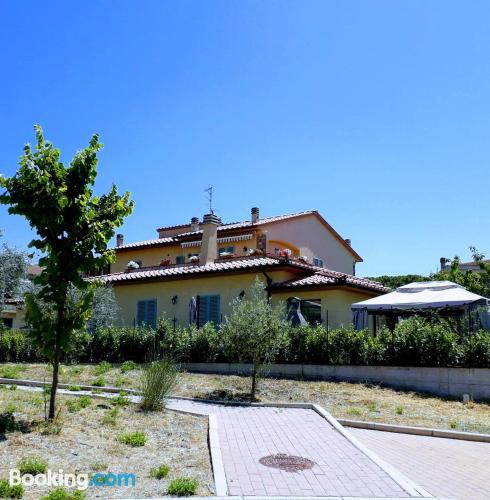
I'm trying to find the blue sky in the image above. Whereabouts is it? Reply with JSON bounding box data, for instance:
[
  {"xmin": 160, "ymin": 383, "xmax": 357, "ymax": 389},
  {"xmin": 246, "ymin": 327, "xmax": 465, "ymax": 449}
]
[{"xmin": 0, "ymin": 1, "xmax": 489, "ymax": 277}]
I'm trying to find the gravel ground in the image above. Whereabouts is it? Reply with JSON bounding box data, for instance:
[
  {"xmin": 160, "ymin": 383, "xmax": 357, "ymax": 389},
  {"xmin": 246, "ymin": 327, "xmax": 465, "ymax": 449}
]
[
  {"xmin": 0, "ymin": 387, "xmax": 214, "ymax": 499},
  {"xmin": 3, "ymin": 362, "xmax": 490, "ymax": 434}
]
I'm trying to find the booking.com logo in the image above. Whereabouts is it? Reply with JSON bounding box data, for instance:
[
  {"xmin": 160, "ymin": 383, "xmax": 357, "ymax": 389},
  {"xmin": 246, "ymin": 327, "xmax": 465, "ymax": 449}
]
[{"xmin": 9, "ymin": 469, "xmax": 137, "ymax": 490}]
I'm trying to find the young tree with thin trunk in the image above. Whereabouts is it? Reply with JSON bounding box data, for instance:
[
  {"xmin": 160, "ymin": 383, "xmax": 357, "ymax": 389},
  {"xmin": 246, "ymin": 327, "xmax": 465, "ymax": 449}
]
[
  {"xmin": 0, "ymin": 125, "xmax": 133, "ymax": 419},
  {"xmin": 221, "ymin": 278, "xmax": 286, "ymax": 401}
]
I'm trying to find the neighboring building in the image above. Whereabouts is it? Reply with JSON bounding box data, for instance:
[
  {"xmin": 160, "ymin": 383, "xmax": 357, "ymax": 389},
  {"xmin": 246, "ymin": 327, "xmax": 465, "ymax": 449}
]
[
  {"xmin": 96, "ymin": 208, "xmax": 388, "ymax": 329},
  {"xmin": 440, "ymin": 257, "xmax": 490, "ymax": 273},
  {"xmin": 0, "ymin": 265, "xmax": 41, "ymax": 329}
]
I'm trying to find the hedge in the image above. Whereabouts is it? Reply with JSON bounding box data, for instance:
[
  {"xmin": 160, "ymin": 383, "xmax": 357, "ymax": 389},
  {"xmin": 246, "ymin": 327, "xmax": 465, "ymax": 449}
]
[{"xmin": 1, "ymin": 317, "xmax": 490, "ymax": 368}]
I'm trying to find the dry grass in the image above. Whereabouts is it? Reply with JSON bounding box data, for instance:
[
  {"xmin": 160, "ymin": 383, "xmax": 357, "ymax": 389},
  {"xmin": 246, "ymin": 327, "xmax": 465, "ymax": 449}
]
[
  {"xmin": 0, "ymin": 386, "xmax": 214, "ymax": 499},
  {"xmin": 3, "ymin": 362, "xmax": 490, "ymax": 434}
]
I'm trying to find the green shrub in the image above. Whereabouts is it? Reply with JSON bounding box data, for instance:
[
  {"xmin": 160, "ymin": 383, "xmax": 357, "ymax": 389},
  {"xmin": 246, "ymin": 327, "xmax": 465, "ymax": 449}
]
[
  {"xmin": 102, "ymin": 407, "xmax": 119, "ymax": 426},
  {"xmin": 0, "ymin": 410, "xmax": 17, "ymax": 433},
  {"xmin": 92, "ymin": 377, "xmax": 106, "ymax": 387},
  {"xmin": 66, "ymin": 396, "xmax": 92, "ymax": 413},
  {"xmin": 67, "ymin": 385, "xmax": 81, "ymax": 392},
  {"xmin": 118, "ymin": 431, "xmax": 146, "ymax": 447},
  {"xmin": 120, "ymin": 361, "xmax": 138, "ymax": 373},
  {"xmin": 167, "ymin": 477, "xmax": 198, "ymax": 496},
  {"xmin": 0, "ymin": 365, "xmax": 26, "ymax": 379},
  {"xmin": 111, "ymin": 393, "xmax": 130, "ymax": 406},
  {"xmin": 140, "ymin": 359, "xmax": 179, "ymax": 411},
  {"xmin": 18, "ymin": 457, "xmax": 48, "ymax": 475},
  {"xmin": 461, "ymin": 331, "xmax": 490, "ymax": 368},
  {"xmin": 40, "ymin": 487, "xmax": 86, "ymax": 500},
  {"xmin": 92, "ymin": 361, "xmax": 112, "ymax": 375},
  {"xmin": 390, "ymin": 318, "xmax": 459, "ymax": 366},
  {"xmin": 149, "ymin": 464, "xmax": 170, "ymax": 479},
  {"xmin": 0, "ymin": 479, "xmax": 24, "ymax": 499}
]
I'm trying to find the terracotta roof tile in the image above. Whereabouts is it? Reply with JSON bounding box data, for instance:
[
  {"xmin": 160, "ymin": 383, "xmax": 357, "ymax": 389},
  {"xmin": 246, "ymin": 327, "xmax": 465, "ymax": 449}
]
[
  {"xmin": 93, "ymin": 255, "xmax": 386, "ymax": 293},
  {"xmin": 273, "ymin": 270, "xmax": 389, "ymax": 293},
  {"xmin": 115, "ymin": 237, "xmax": 175, "ymax": 250},
  {"xmin": 95, "ymin": 257, "xmax": 283, "ymax": 283}
]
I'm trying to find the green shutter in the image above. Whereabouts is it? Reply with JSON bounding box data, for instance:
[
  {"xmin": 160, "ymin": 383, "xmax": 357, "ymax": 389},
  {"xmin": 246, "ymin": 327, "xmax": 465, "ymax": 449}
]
[
  {"xmin": 137, "ymin": 299, "xmax": 157, "ymax": 327},
  {"xmin": 197, "ymin": 295, "xmax": 221, "ymax": 327}
]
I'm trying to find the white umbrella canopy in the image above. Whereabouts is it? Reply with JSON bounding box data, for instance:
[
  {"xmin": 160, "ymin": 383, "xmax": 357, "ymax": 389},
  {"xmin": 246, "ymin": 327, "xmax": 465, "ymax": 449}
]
[{"xmin": 352, "ymin": 281, "xmax": 488, "ymax": 311}]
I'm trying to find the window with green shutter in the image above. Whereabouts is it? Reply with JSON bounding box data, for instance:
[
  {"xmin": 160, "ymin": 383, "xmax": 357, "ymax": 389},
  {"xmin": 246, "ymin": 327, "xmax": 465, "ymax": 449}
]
[
  {"xmin": 197, "ymin": 295, "xmax": 221, "ymax": 327},
  {"xmin": 176, "ymin": 255, "xmax": 185, "ymax": 265},
  {"xmin": 137, "ymin": 299, "xmax": 157, "ymax": 327}
]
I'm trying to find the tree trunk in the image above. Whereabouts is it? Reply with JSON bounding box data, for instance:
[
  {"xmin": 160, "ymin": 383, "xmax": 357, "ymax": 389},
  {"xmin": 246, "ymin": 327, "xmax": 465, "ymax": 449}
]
[
  {"xmin": 250, "ymin": 364, "xmax": 257, "ymax": 402},
  {"xmin": 48, "ymin": 348, "xmax": 60, "ymax": 420},
  {"xmin": 48, "ymin": 305, "xmax": 64, "ymax": 420}
]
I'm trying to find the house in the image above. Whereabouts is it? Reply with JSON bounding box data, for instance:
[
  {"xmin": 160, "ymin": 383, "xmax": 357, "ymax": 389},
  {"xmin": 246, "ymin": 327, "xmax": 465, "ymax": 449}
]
[
  {"xmin": 440, "ymin": 257, "xmax": 490, "ymax": 273},
  {"xmin": 0, "ymin": 265, "xmax": 41, "ymax": 329},
  {"xmin": 96, "ymin": 208, "xmax": 388, "ymax": 329}
]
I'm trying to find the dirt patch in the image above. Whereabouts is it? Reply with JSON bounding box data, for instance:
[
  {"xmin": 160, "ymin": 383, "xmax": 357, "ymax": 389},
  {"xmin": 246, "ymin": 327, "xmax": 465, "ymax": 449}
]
[
  {"xmin": 0, "ymin": 387, "xmax": 214, "ymax": 498},
  {"xmin": 3, "ymin": 362, "xmax": 490, "ymax": 434}
]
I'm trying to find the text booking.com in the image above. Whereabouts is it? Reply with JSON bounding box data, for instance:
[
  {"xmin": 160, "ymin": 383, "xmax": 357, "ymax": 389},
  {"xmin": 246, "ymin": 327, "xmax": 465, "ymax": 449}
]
[{"xmin": 10, "ymin": 469, "xmax": 137, "ymax": 490}]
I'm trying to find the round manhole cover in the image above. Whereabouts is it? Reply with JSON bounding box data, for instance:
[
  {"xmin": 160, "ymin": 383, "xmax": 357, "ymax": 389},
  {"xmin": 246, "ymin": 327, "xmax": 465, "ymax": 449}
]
[{"xmin": 259, "ymin": 453, "xmax": 315, "ymax": 473}]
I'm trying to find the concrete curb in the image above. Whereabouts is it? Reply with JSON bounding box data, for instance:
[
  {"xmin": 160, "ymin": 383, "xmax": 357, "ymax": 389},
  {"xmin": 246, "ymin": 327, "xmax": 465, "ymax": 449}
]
[
  {"xmin": 337, "ymin": 418, "xmax": 490, "ymax": 443},
  {"xmin": 208, "ymin": 414, "xmax": 228, "ymax": 496},
  {"xmin": 3, "ymin": 378, "xmax": 490, "ymax": 443},
  {"xmin": 312, "ymin": 405, "xmax": 432, "ymax": 498}
]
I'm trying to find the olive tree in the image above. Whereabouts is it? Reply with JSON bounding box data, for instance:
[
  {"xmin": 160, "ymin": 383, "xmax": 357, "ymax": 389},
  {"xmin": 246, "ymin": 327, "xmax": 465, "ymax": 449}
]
[
  {"xmin": 0, "ymin": 238, "xmax": 29, "ymax": 307},
  {"xmin": 221, "ymin": 278, "xmax": 286, "ymax": 401},
  {"xmin": 0, "ymin": 125, "xmax": 133, "ymax": 418}
]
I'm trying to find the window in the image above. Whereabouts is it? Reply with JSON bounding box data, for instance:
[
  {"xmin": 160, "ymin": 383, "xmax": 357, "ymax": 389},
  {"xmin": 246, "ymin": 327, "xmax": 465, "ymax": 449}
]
[
  {"xmin": 176, "ymin": 255, "xmax": 185, "ymax": 265},
  {"xmin": 137, "ymin": 299, "xmax": 157, "ymax": 327},
  {"xmin": 197, "ymin": 295, "xmax": 221, "ymax": 327},
  {"xmin": 2, "ymin": 318, "xmax": 13, "ymax": 329},
  {"xmin": 287, "ymin": 298, "xmax": 321, "ymax": 325},
  {"xmin": 219, "ymin": 246, "xmax": 235, "ymax": 255},
  {"xmin": 301, "ymin": 299, "xmax": 322, "ymax": 324},
  {"xmin": 313, "ymin": 257, "xmax": 323, "ymax": 268}
]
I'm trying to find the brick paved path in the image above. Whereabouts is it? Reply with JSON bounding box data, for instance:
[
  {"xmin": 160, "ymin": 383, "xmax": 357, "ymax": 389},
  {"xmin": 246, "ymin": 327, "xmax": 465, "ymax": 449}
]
[
  {"xmin": 351, "ymin": 427, "xmax": 490, "ymax": 500},
  {"xmin": 168, "ymin": 399, "xmax": 428, "ymax": 498}
]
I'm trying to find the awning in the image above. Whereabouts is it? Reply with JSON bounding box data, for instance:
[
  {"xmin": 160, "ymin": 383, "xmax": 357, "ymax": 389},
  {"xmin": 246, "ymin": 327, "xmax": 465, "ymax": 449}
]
[{"xmin": 352, "ymin": 281, "xmax": 488, "ymax": 312}]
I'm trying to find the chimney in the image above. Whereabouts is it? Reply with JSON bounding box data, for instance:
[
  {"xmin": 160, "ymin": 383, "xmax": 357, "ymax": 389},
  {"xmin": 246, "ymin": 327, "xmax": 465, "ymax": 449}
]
[
  {"xmin": 191, "ymin": 217, "xmax": 200, "ymax": 232},
  {"xmin": 116, "ymin": 234, "xmax": 124, "ymax": 247},
  {"xmin": 200, "ymin": 213, "xmax": 220, "ymax": 265},
  {"xmin": 251, "ymin": 207, "xmax": 260, "ymax": 224},
  {"xmin": 345, "ymin": 238, "xmax": 351, "ymax": 246}
]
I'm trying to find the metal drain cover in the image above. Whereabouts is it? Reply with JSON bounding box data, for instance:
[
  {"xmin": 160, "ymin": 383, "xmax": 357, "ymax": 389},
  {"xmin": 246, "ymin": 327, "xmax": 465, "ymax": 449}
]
[{"xmin": 259, "ymin": 453, "xmax": 315, "ymax": 473}]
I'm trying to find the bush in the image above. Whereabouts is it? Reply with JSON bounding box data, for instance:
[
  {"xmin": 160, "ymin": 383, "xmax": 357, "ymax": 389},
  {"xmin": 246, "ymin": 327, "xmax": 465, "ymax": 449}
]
[
  {"xmin": 65, "ymin": 396, "xmax": 92, "ymax": 413},
  {"xmin": 92, "ymin": 361, "xmax": 112, "ymax": 375},
  {"xmin": 390, "ymin": 318, "xmax": 459, "ymax": 366},
  {"xmin": 149, "ymin": 464, "xmax": 170, "ymax": 479},
  {"xmin": 140, "ymin": 359, "xmax": 179, "ymax": 411},
  {"xmin": 0, "ymin": 479, "xmax": 24, "ymax": 499},
  {"xmin": 40, "ymin": 488, "xmax": 86, "ymax": 500},
  {"xmin": 167, "ymin": 477, "xmax": 198, "ymax": 496},
  {"xmin": 120, "ymin": 361, "xmax": 138, "ymax": 373},
  {"xmin": 461, "ymin": 331, "xmax": 490, "ymax": 367},
  {"xmin": 18, "ymin": 457, "xmax": 48, "ymax": 475},
  {"xmin": 118, "ymin": 431, "xmax": 146, "ymax": 447},
  {"xmin": 0, "ymin": 329, "xmax": 40, "ymax": 362}
]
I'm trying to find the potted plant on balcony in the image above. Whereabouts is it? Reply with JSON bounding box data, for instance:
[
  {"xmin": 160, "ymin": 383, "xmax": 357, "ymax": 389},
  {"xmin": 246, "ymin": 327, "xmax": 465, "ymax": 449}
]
[
  {"xmin": 220, "ymin": 251, "xmax": 235, "ymax": 259},
  {"xmin": 126, "ymin": 260, "xmax": 140, "ymax": 272},
  {"xmin": 189, "ymin": 255, "xmax": 199, "ymax": 263},
  {"xmin": 159, "ymin": 259, "xmax": 171, "ymax": 266}
]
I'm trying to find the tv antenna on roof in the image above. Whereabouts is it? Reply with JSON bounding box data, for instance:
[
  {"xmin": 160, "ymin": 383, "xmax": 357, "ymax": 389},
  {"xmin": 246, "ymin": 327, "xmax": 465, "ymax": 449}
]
[{"xmin": 205, "ymin": 185, "xmax": 214, "ymax": 214}]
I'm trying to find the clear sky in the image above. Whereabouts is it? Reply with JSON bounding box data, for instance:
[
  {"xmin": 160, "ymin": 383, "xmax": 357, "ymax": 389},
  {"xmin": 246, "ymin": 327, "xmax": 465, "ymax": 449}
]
[{"xmin": 1, "ymin": 1, "xmax": 489, "ymax": 277}]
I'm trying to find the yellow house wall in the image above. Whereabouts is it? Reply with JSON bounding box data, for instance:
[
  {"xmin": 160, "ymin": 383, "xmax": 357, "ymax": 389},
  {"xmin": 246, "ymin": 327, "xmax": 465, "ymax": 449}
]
[
  {"xmin": 272, "ymin": 288, "xmax": 378, "ymax": 329},
  {"xmin": 113, "ymin": 268, "xmax": 291, "ymax": 328},
  {"xmin": 1, "ymin": 305, "xmax": 27, "ymax": 329}
]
